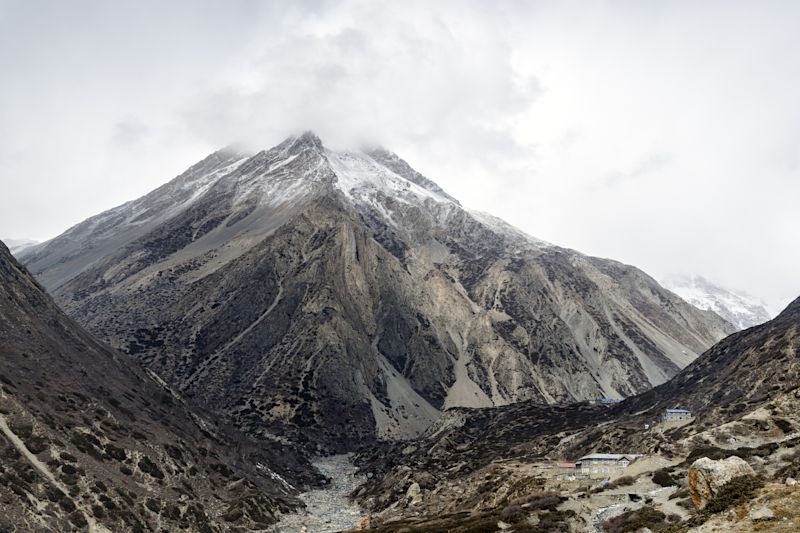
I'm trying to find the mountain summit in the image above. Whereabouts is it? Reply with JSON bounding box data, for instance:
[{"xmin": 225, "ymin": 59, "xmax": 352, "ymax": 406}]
[{"xmin": 21, "ymin": 133, "xmax": 733, "ymax": 451}]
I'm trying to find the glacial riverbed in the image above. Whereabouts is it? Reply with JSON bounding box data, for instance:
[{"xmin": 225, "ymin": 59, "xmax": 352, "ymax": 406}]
[{"xmin": 271, "ymin": 454, "xmax": 366, "ymax": 533}]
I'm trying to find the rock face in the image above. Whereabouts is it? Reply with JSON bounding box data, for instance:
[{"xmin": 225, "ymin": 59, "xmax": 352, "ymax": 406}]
[
  {"xmin": 748, "ymin": 506, "xmax": 775, "ymax": 521},
  {"xmin": 20, "ymin": 132, "xmax": 733, "ymax": 451},
  {"xmin": 0, "ymin": 240, "xmax": 317, "ymax": 531},
  {"xmin": 688, "ymin": 457, "xmax": 756, "ymax": 510}
]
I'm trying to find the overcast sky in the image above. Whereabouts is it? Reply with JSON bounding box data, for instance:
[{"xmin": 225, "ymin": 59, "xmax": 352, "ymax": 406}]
[{"xmin": 1, "ymin": 0, "xmax": 798, "ymax": 312}]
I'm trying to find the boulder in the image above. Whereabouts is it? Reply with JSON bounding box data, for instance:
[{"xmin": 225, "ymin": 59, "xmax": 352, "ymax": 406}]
[
  {"xmin": 786, "ymin": 477, "xmax": 797, "ymax": 486},
  {"xmin": 688, "ymin": 456, "xmax": 755, "ymax": 510},
  {"xmin": 405, "ymin": 482, "xmax": 422, "ymax": 505},
  {"xmin": 748, "ymin": 506, "xmax": 774, "ymax": 521}
]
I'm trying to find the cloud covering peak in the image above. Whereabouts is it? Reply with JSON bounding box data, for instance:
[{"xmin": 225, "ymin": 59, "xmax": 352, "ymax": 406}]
[{"xmin": 1, "ymin": 0, "xmax": 798, "ymax": 311}]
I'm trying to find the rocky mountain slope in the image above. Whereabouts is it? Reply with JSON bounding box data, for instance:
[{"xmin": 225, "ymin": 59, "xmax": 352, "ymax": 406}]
[
  {"xmin": 663, "ymin": 274, "xmax": 772, "ymax": 330},
  {"xmin": 621, "ymin": 294, "xmax": 799, "ymax": 431},
  {"xmin": 354, "ymin": 294, "xmax": 800, "ymax": 525},
  {"xmin": 0, "ymin": 240, "xmax": 319, "ymax": 532},
  {"xmin": 20, "ymin": 133, "xmax": 733, "ymax": 451},
  {"xmin": 358, "ymin": 294, "xmax": 799, "ymax": 501}
]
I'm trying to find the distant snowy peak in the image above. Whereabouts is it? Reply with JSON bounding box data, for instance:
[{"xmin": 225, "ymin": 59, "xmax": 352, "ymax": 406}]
[
  {"xmin": 662, "ymin": 274, "xmax": 772, "ymax": 330},
  {"xmin": 3, "ymin": 238, "xmax": 38, "ymax": 256}
]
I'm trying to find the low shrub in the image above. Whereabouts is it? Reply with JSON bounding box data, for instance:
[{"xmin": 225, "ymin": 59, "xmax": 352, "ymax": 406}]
[
  {"xmin": 501, "ymin": 504, "xmax": 524, "ymax": 522},
  {"xmin": 704, "ymin": 475, "xmax": 763, "ymax": 514},
  {"xmin": 668, "ymin": 487, "xmax": 689, "ymax": 500},
  {"xmin": 652, "ymin": 469, "xmax": 676, "ymax": 487},
  {"xmin": 775, "ymin": 458, "xmax": 800, "ymax": 480},
  {"xmin": 773, "ymin": 418, "xmax": 793, "ymax": 434},
  {"xmin": 59, "ymin": 452, "xmax": 77, "ymax": 462},
  {"xmin": 24, "ymin": 435, "xmax": 48, "ymax": 455},
  {"xmin": 685, "ymin": 443, "xmax": 777, "ymax": 463},
  {"xmin": 523, "ymin": 491, "xmax": 562, "ymax": 510},
  {"xmin": 137, "ymin": 456, "xmax": 164, "ymax": 480},
  {"xmin": 608, "ymin": 475, "xmax": 636, "ymax": 489},
  {"xmin": 602, "ymin": 505, "xmax": 667, "ymax": 533}
]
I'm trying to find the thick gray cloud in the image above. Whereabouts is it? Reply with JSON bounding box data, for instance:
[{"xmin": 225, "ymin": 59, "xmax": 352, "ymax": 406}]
[{"xmin": 1, "ymin": 0, "xmax": 798, "ymax": 312}]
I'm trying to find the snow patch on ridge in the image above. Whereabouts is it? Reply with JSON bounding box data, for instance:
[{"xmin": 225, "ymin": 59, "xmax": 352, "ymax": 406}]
[
  {"xmin": 468, "ymin": 209, "xmax": 552, "ymax": 251},
  {"xmin": 325, "ymin": 149, "xmax": 454, "ymax": 205},
  {"xmin": 662, "ymin": 274, "xmax": 772, "ymax": 330}
]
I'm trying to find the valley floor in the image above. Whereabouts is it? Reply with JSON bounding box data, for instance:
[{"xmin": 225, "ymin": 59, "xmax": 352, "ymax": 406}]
[{"xmin": 270, "ymin": 455, "xmax": 367, "ymax": 532}]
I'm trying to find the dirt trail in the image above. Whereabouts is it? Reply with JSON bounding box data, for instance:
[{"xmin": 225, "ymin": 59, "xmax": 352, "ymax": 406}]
[
  {"xmin": 185, "ymin": 280, "xmax": 285, "ymax": 385},
  {"xmin": 0, "ymin": 413, "xmax": 111, "ymax": 533},
  {"xmin": 223, "ymin": 280, "xmax": 284, "ymax": 351}
]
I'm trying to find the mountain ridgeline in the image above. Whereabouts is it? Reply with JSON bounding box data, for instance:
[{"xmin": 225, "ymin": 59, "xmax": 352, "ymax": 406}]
[{"xmin": 20, "ymin": 133, "xmax": 734, "ymax": 451}]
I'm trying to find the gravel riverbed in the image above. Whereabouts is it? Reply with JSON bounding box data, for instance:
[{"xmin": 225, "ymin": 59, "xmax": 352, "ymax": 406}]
[{"xmin": 271, "ymin": 454, "xmax": 366, "ymax": 533}]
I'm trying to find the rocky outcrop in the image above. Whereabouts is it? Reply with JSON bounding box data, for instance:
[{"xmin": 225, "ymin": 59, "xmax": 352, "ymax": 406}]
[{"xmin": 688, "ymin": 457, "xmax": 756, "ymax": 510}]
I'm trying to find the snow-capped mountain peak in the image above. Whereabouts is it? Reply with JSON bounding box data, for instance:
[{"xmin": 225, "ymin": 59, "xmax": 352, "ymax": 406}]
[
  {"xmin": 20, "ymin": 132, "xmax": 735, "ymax": 450},
  {"xmin": 662, "ymin": 274, "xmax": 772, "ymax": 330}
]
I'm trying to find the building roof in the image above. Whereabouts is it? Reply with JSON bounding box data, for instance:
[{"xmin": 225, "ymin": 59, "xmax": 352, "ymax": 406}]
[
  {"xmin": 665, "ymin": 409, "xmax": 691, "ymax": 413},
  {"xmin": 577, "ymin": 453, "xmax": 641, "ymax": 462},
  {"xmin": 556, "ymin": 462, "xmax": 576, "ymax": 468}
]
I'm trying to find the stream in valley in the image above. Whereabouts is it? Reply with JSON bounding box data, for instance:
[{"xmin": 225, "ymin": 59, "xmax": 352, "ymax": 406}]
[{"xmin": 271, "ymin": 454, "xmax": 367, "ymax": 533}]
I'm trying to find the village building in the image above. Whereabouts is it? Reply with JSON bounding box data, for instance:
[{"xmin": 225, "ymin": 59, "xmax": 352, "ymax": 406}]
[
  {"xmin": 575, "ymin": 453, "xmax": 643, "ymax": 477},
  {"xmin": 662, "ymin": 408, "xmax": 692, "ymax": 422},
  {"xmin": 554, "ymin": 462, "xmax": 579, "ymax": 480}
]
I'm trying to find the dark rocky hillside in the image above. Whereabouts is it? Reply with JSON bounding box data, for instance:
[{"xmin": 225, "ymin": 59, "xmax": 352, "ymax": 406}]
[
  {"xmin": 626, "ymin": 295, "xmax": 800, "ymax": 422},
  {"xmin": 0, "ymin": 241, "xmax": 319, "ymax": 532}
]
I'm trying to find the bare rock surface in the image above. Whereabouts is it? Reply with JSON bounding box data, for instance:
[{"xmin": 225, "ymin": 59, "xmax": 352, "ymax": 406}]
[
  {"xmin": 355, "ymin": 296, "xmax": 800, "ymax": 519},
  {"xmin": 688, "ymin": 456, "xmax": 756, "ymax": 510},
  {"xmin": 748, "ymin": 505, "xmax": 775, "ymax": 520}
]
